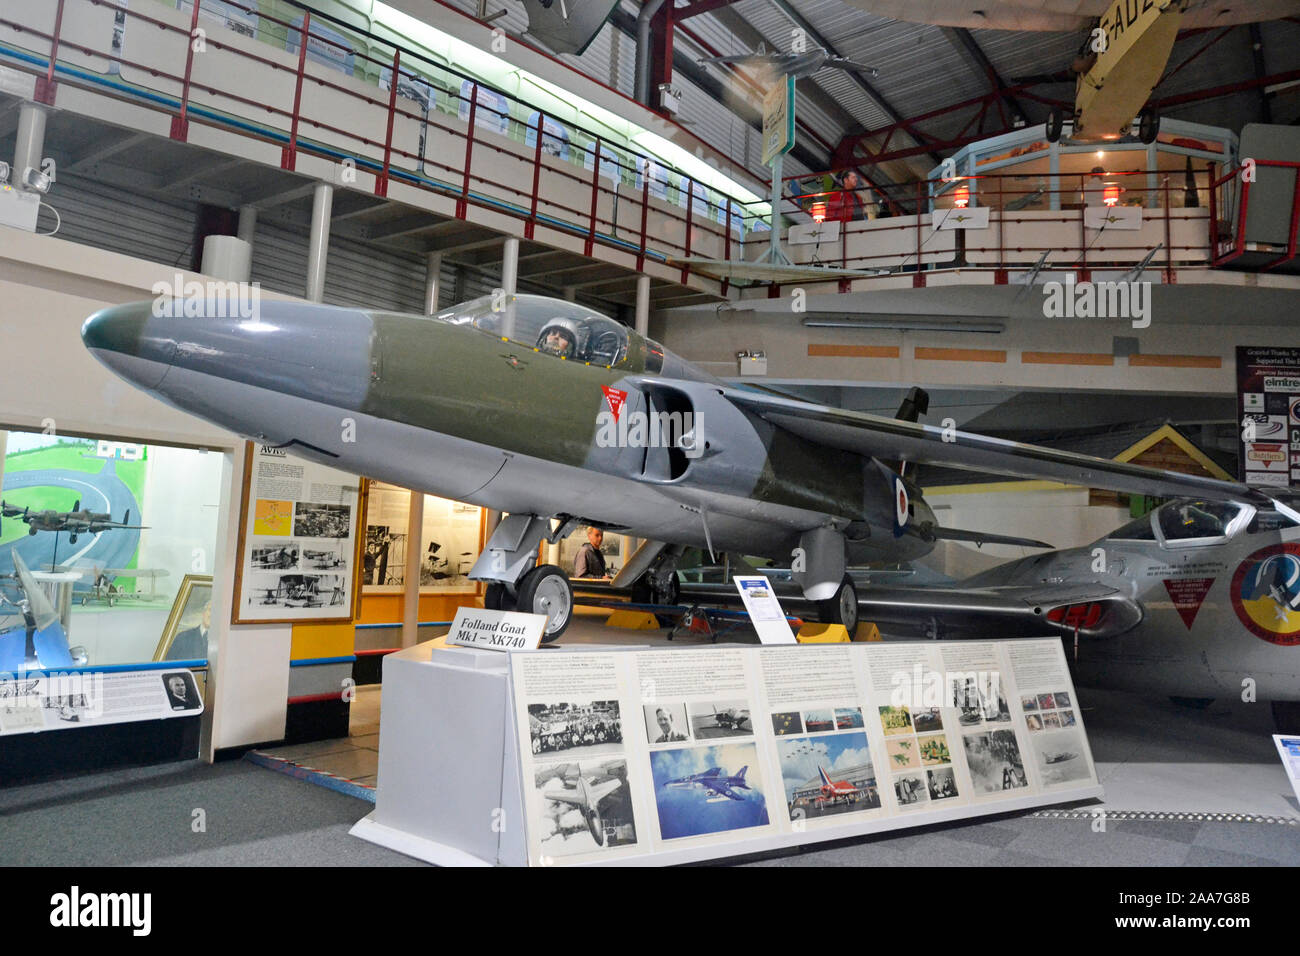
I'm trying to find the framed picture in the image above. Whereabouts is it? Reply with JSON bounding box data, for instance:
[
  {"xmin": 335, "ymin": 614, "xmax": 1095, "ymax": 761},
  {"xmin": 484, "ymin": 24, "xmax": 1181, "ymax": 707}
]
[
  {"xmin": 231, "ymin": 442, "xmax": 368, "ymax": 624},
  {"xmin": 363, "ymin": 482, "xmax": 484, "ymax": 595},
  {"xmin": 154, "ymin": 574, "xmax": 214, "ymax": 662}
]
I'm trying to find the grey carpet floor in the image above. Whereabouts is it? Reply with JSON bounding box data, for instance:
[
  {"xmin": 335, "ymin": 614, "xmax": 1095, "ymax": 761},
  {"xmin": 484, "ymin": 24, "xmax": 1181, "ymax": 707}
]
[
  {"xmin": 0, "ymin": 758, "xmax": 425, "ymax": 866},
  {"xmin": 1, "ymin": 754, "xmax": 1295, "ymax": 865}
]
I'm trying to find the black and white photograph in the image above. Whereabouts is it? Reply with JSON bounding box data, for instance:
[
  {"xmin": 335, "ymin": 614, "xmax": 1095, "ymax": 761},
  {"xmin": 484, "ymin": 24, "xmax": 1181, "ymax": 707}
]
[
  {"xmin": 303, "ymin": 542, "xmax": 346, "ymax": 570},
  {"xmin": 927, "ymin": 766, "xmax": 959, "ymax": 801},
  {"xmin": 245, "ymin": 572, "xmax": 347, "ymax": 609},
  {"xmin": 161, "ymin": 672, "xmax": 202, "ymax": 712},
  {"xmin": 643, "ymin": 702, "xmax": 691, "ymax": 744},
  {"xmin": 293, "ymin": 502, "xmax": 352, "ymax": 538},
  {"xmin": 250, "ymin": 540, "xmax": 299, "ymax": 570},
  {"xmin": 963, "ymin": 730, "xmax": 1028, "ymax": 793},
  {"xmin": 687, "ymin": 700, "xmax": 752, "ymax": 739},
  {"xmin": 528, "ymin": 701, "xmax": 623, "ymax": 758},
  {"xmin": 1031, "ymin": 730, "xmax": 1091, "ymax": 786},
  {"xmin": 894, "ymin": 771, "xmax": 928, "ymax": 806},
  {"xmin": 533, "ymin": 758, "xmax": 636, "ymax": 856}
]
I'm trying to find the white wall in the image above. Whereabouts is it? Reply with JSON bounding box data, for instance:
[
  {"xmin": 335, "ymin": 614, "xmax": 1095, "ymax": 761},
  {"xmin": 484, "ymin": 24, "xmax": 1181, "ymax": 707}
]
[{"xmin": 0, "ymin": 228, "xmax": 291, "ymax": 756}]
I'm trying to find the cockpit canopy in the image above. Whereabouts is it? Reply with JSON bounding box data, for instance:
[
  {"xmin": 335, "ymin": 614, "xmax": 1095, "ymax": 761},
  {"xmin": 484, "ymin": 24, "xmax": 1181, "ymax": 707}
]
[
  {"xmin": 1106, "ymin": 498, "xmax": 1297, "ymax": 547},
  {"xmin": 438, "ymin": 294, "xmax": 631, "ymax": 367}
]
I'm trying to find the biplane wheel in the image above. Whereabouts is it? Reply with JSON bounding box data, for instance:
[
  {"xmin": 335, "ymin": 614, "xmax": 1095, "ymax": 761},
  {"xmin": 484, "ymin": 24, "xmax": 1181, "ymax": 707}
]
[
  {"xmin": 517, "ymin": 564, "xmax": 573, "ymax": 643},
  {"xmin": 1045, "ymin": 107, "xmax": 1064, "ymax": 143},
  {"xmin": 816, "ymin": 576, "xmax": 859, "ymax": 633},
  {"xmin": 1138, "ymin": 108, "xmax": 1159, "ymax": 145}
]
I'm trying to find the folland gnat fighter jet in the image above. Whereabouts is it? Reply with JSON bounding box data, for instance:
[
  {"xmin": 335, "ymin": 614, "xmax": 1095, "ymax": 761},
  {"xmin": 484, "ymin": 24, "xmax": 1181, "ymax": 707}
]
[
  {"xmin": 1, "ymin": 499, "xmax": 145, "ymax": 544},
  {"xmin": 667, "ymin": 765, "xmax": 752, "ymax": 801},
  {"xmin": 542, "ymin": 766, "xmax": 623, "ymax": 846},
  {"xmin": 709, "ymin": 706, "xmax": 749, "ymax": 731},
  {"xmin": 81, "ymin": 293, "xmax": 1300, "ymax": 644}
]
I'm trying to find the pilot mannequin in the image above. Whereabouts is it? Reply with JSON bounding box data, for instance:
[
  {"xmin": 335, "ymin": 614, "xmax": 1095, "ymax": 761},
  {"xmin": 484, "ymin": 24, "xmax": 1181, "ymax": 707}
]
[{"xmin": 538, "ymin": 318, "xmax": 579, "ymax": 358}]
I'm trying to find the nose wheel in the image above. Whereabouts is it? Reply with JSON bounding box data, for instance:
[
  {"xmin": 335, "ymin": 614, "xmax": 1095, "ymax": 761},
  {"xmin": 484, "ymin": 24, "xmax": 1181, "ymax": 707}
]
[{"xmin": 485, "ymin": 564, "xmax": 574, "ymax": 642}]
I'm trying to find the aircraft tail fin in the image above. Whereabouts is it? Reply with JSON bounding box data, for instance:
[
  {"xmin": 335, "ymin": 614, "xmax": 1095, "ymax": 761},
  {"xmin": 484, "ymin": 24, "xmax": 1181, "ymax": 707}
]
[
  {"xmin": 818, "ymin": 766, "xmax": 832, "ymax": 787},
  {"xmin": 736, "ymin": 765, "xmax": 749, "ymax": 785}
]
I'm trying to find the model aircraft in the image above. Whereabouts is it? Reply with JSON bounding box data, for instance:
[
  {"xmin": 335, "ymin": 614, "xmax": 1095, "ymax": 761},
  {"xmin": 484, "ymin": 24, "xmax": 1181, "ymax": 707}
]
[
  {"xmin": 0, "ymin": 552, "xmax": 84, "ymax": 671},
  {"xmin": 1, "ymin": 499, "xmax": 145, "ymax": 544},
  {"xmin": 815, "ymin": 766, "xmax": 863, "ymax": 805},
  {"xmin": 699, "ymin": 45, "xmax": 879, "ymax": 81},
  {"xmin": 542, "ymin": 766, "xmax": 623, "ymax": 845},
  {"xmin": 81, "ymin": 292, "xmax": 1300, "ymax": 649},
  {"xmin": 666, "ymin": 765, "xmax": 752, "ymax": 801}
]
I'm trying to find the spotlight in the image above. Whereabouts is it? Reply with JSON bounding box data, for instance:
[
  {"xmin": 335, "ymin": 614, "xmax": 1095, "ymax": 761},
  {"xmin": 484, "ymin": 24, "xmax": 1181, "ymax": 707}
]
[
  {"xmin": 0, "ymin": 161, "xmax": 9, "ymax": 185},
  {"xmin": 21, "ymin": 166, "xmax": 50, "ymax": 194}
]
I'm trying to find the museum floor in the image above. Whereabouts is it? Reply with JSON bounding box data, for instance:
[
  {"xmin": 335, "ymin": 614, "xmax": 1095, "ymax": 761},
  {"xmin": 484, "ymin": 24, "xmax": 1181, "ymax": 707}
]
[{"xmin": 3, "ymin": 619, "xmax": 1297, "ymax": 866}]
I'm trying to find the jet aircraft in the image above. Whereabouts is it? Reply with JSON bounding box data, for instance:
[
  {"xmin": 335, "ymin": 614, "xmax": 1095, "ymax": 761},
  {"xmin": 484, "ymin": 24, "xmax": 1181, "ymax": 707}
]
[
  {"xmin": 542, "ymin": 766, "xmax": 623, "ymax": 845},
  {"xmin": 0, "ymin": 552, "xmax": 84, "ymax": 671},
  {"xmin": 81, "ymin": 293, "xmax": 1300, "ymax": 650},
  {"xmin": 666, "ymin": 765, "xmax": 752, "ymax": 801},
  {"xmin": 1, "ymin": 499, "xmax": 145, "ymax": 544},
  {"xmin": 815, "ymin": 766, "xmax": 864, "ymax": 805}
]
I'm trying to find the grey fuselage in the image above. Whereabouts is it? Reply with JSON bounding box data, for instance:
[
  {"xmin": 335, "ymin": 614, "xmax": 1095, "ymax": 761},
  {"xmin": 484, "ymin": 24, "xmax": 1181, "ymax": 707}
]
[{"xmin": 81, "ymin": 298, "xmax": 935, "ymax": 567}]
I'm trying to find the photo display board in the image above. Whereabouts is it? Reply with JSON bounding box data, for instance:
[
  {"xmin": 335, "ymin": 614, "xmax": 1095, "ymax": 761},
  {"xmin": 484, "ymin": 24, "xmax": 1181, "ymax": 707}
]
[
  {"xmin": 0, "ymin": 668, "xmax": 203, "ymax": 737},
  {"xmin": 233, "ymin": 443, "xmax": 365, "ymax": 624},
  {"xmin": 509, "ymin": 639, "xmax": 1098, "ymax": 866},
  {"xmin": 1237, "ymin": 346, "xmax": 1300, "ymax": 488}
]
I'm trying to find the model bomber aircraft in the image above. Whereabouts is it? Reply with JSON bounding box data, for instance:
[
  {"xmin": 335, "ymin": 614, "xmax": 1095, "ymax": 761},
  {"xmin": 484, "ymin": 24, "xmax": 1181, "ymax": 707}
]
[
  {"xmin": 80, "ymin": 292, "xmax": 1300, "ymax": 697},
  {"xmin": 1, "ymin": 499, "xmax": 145, "ymax": 543}
]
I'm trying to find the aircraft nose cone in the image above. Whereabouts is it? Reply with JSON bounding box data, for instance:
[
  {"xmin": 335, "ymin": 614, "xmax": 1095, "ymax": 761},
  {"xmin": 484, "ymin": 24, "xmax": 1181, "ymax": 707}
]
[{"xmin": 82, "ymin": 302, "xmax": 176, "ymax": 389}]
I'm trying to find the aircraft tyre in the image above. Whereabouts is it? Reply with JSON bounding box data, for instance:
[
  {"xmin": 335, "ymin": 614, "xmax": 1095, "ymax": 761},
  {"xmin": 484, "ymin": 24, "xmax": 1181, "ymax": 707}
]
[
  {"xmin": 1138, "ymin": 108, "xmax": 1159, "ymax": 144},
  {"xmin": 816, "ymin": 576, "xmax": 859, "ymax": 633},
  {"xmin": 1272, "ymin": 701, "xmax": 1300, "ymax": 735},
  {"xmin": 517, "ymin": 564, "xmax": 573, "ymax": 643},
  {"xmin": 1046, "ymin": 107, "xmax": 1064, "ymax": 143},
  {"xmin": 484, "ymin": 582, "xmax": 514, "ymax": 611}
]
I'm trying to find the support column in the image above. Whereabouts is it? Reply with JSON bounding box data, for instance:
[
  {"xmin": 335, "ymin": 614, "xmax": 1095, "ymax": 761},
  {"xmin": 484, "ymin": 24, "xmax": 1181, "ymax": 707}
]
[
  {"xmin": 306, "ymin": 182, "xmax": 333, "ymax": 302},
  {"xmin": 401, "ymin": 491, "xmax": 424, "ymax": 649},
  {"xmin": 501, "ymin": 236, "xmax": 519, "ymax": 294},
  {"xmin": 634, "ymin": 273, "xmax": 651, "ymax": 338},
  {"xmin": 237, "ymin": 205, "xmax": 258, "ymax": 245},
  {"xmin": 562, "ymin": 285, "xmax": 577, "ymax": 302},
  {"xmin": 13, "ymin": 103, "xmax": 47, "ymax": 185},
  {"xmin": 425, "ymin": 251, "xmax": 443, "ymax": 315}
]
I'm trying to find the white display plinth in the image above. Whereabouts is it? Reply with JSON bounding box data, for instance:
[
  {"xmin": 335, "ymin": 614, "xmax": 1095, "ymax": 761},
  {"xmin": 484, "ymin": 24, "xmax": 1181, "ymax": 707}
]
[{"xmin": 352, "ymin": 638, "xmax": 1104, "ymax": 867}]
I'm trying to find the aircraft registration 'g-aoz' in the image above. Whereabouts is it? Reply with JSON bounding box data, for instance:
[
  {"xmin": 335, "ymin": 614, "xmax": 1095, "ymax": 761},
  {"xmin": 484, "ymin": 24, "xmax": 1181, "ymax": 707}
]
[{"xmin": 81, "ymin": 294, "xmax": 1300, "ymax": 716}]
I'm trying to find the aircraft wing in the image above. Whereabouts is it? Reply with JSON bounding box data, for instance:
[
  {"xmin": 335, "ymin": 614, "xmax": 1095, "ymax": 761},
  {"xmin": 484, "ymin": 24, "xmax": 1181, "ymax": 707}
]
[
  {"xmin": 722, "ymin": 387, "xmax": 1277, "ymax": 507},
  {"xmin": 710, "ymin": 783, "xmax": 742, "ymax": 801},
  {"xmin": 545, "ymin": 786, "xmax": 587, "ymax": 808},
  {"xmin": 587, "ymin": 778, "xmax": 622, "ymax": 803}
]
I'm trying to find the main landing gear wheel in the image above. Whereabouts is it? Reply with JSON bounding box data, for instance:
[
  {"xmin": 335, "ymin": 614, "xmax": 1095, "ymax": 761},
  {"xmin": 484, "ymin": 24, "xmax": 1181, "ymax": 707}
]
[
  {"xmin": 1138, "ymin": 108, "xmax": 1160, "ymax": 145},
  {"xmin": 484, "ymin": 582, "xmax": 513, "ymax": 611},
  {"xmin": 816, "ymin": 576, "xmax": 859, "ymax": 634},
  {"xmin": 1046, "ymin": 107, "xmax": 1065, "ymax": 143},
  {"xmin": 517, "ymin": 564, "xmax": 573, "ymax": 643}
]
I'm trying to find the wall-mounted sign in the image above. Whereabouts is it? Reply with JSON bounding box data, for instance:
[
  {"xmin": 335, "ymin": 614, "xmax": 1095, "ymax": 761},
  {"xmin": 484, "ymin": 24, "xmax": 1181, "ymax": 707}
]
[
  {"xmin": 1237, "ymin": 347, "xmax": 1300, "ymax": 488},
  {"xmin": 761, "ymin": 76, "xmax": 795, "ymax": 166}
]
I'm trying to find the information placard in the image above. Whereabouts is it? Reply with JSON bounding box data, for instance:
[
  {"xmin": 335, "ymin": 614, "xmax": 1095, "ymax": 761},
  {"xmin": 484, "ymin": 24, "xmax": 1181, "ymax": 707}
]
[
  {"xmin": 0, "ymin": 668, "xmax": 203, "ymax": 737},
  {"xmin": 232, "ymin": 443, "xmax": 365, "ymax": 624},
  {"xmin": 1237, "ymin": 346, "xmax": 1300, "ymax": 488},
  {"xmin": 445, "ymin": 607, "xmax": 546, "ymax": 652},
  {"xmin": 508, "ymin": 638, "xmax": 1100, "ymax": 866},
  {"xmin": 733, "ymin": 575, "xmax": 797, "ymax": 644}
]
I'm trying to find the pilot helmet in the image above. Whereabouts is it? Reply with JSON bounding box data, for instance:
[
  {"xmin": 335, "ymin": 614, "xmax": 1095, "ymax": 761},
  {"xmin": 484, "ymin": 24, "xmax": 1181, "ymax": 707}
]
[{"xmin": 537, "ymin": 317, "xmax": 580, "ymax": 357}]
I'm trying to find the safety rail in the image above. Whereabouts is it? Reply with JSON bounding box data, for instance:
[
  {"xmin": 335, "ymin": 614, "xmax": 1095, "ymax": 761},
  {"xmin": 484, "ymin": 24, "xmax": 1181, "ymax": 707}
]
[
  {"xmin": 721, "ymin": 165, "xmax": 1234, "ymax": 286},
  {"xmin": 1209, "ymin": 159, "xmax": 1300, "ymax": 271},
  {"xmin": 0, "ymin": 0, "xmax": 755, "ymax": 281}
]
